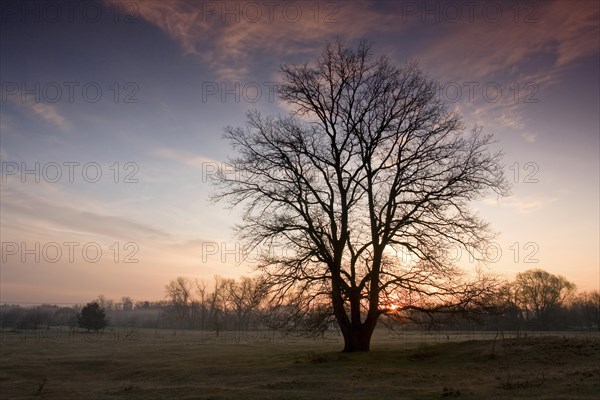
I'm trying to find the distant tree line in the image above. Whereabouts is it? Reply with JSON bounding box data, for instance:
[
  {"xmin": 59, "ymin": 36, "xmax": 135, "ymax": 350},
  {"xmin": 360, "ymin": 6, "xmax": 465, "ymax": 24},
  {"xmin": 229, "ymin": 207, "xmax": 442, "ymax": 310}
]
[
  {"xmin": 494, "ymin": 269, "xmax": 598, "ymax": 332},
  {"xmin": 386, "ymin": 269, "xmax": 599, "ymax": 333},
  {"xmin": 1, "ymin": 270, "xmax": 598, "ymax": 334}
]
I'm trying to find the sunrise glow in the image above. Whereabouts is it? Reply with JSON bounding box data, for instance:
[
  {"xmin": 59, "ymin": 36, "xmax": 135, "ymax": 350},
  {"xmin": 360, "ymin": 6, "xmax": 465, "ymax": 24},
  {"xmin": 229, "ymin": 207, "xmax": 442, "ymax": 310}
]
[{"xmin": 1, "ymin": 0, "xmax": 598, "ymax": 305}]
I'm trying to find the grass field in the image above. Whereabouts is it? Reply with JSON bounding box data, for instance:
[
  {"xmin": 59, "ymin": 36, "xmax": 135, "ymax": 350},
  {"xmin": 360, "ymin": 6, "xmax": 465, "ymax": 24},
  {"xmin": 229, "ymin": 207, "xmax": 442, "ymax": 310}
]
[{"xmin": 1, "ymin": 329, "xmax": 598, "ymax": 399}]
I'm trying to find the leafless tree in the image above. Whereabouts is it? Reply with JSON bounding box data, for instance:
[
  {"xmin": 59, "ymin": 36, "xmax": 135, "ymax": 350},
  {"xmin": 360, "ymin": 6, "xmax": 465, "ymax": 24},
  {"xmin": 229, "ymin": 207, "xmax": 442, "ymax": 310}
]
[
  {"xmin": 194, "ymin": 279, "xmax": 209, "ymax": 329},
  {"xmin": 226, "ymin": 275, "xmax": 269, "ymax": 330},
  {"xmin": 514, "ymin": 269, "xmax": 576, "ymax": 328},
  {"xmin": 212, "ymin": 40, "xmax": 509, "ymax": 351},
  {"xmin": 571, "ymin": 291, "xmax": 600, "ymax": 332},
  {"xmin": 121, "ymin": 296, "xmax": 134, "ymax": 311},
  {"xmin": 96, "ymin": 294, "xmax": 114, "ymax": 311},
  {"xmin": 165, "ymin": 277, "xmax": 194, "ymax": 326},
  {"xmin": 208, "ymin": 275, "xmax": 229, "ymax": 334}
]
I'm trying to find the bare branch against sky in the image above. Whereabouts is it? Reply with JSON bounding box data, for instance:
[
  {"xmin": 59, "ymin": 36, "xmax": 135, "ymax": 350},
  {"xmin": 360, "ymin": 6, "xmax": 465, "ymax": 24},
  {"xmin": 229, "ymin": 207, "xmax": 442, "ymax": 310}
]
[{"xmin": 0, "ymin": 1, "xmax": 598, "ymax": 305}]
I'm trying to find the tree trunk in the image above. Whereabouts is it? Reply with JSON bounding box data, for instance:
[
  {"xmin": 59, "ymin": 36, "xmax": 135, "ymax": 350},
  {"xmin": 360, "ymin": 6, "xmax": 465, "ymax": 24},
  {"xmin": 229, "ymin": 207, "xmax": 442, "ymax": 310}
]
[
  {"xmin": 341, "ymin": 322, "xmax": 376, "ymax": 352},
  {"xmin": 330, "ymin": 273, "xmax": 379, "ymax": 352}
]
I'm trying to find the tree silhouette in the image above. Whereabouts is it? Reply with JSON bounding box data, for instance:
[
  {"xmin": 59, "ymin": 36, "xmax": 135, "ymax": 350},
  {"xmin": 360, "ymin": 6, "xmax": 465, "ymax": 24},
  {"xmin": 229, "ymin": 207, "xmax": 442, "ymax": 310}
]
[
  {"xmin": 165, "ymin": 277, "xmax": 194, "ymax": 326},
  {"xmin": 213, "ymin": 40, "xmax": 509, "ymax": 352},
  {"xmin": 515, "ymin": 269, "xmax": 575, "ymax": 329},
  {"xmin": 77, "ymin": 302, "xmax": 107, "ymax": 331}
]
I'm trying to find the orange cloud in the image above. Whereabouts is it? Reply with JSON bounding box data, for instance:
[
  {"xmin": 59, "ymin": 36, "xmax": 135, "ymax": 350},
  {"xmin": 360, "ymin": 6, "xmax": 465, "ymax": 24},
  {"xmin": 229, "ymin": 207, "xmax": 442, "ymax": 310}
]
[
  {"xmin": 420, "ymin": 1, "xmax": 599, "ymax": 80},
  {"xmin": 105, "ymin": 0, "xmax": 400, "ymax": 79},
  {"xmin": 30, "ymin": 103, "xmax": 67, "ymax": 128}
]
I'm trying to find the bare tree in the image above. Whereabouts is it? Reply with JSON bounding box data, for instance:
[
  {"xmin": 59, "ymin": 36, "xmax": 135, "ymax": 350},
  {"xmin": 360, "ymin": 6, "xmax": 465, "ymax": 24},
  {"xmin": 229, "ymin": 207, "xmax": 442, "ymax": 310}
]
[
  {"xmin": 96, "ymin": 294, "xmax": 114, "ymax": 311},
  {"xmin": 121, "ymin": 296, "xmax": 134, "ymax": 311},
  {"xmin": 226, "ymin": 276, "xmax": 269, "ymax": 330},
  {"xmin": 515, "ymin": 269, "xmax": 576, "ymax": 328},
  {"xmin": 212, "ymin": 40, "xmax": 509, "ymax": 351},
  {"xmin": 194, "ymin": 279, "xmax": 209, "ymax": 330},
  {"xmin": 165, "ymin": 277, "xmax": 194, "ymax": 326},
  {"xmin": 571, "ymin": 291, "xmax": 600, "ymax": 332},
  {"xmin": 207, "ymin": 275, "xmax": 229, "ymax": 335}
]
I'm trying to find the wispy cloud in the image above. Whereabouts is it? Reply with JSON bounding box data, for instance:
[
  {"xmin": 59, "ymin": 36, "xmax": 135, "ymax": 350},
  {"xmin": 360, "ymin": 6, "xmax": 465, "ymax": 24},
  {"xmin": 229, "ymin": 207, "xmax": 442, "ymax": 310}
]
[
  {"xmin": 419, "ymin": 1, "xmax": 598, "ymax": 142},
  {"xmin": 1, "ymin": 184, "xmax": 170, "ymax": 242},
  {"xmin": 153, "ymin": 147, "xmax": 219, "ymax": 169},
  {"xmin": 484, "ymin": 195, "xmax": 558, "ymax": 214},
  {"xmin": 521, "ymin": 132, "xmax": 538, "ymax": 143},
  {"xmin": 112, "ymin": 0, "xmax": 598, "ymax": 83},
  {"xmin": 5, "ymin": 96, "xmax": 69, "ymax": 130},
  {"xmin": 109, "ymin": 0, "xmax": 598, "ymax": 146},
  {"xmin": 106, "ymin": 0, "xmax": 399, "ymax": 79},
  {"xmin": 29, "ymin": 103, "xmax": 67, "ymax": 128},
  {"xmin": 420, "ymin": 1, "xmax": 599, "ymax": 81}
]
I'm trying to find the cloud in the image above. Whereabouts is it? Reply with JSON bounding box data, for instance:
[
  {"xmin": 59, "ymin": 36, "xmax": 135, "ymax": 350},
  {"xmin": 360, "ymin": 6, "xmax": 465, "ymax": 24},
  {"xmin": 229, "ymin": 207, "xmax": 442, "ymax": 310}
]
[
  {"xmin": 420, "ymin": 1, "xmax": 599, "ymax": 81},
  {"xmin": 105, "ymin": 0, "xmax": 400, "ymax": 79},
  {"xmin": 484, "ymin": 195, "xmax": 558, "ymax": 214},
  {"xmin": 497, "ymin": 112, "xmax": 524, "ymax": 130},
  {"xmin": 551, "ymin": 2, "xmax": 600, "ymax": 67},
  {"xmin": 521, "ymin": 132, "xmax": 537, "ymax": 143},
  {"xmin": 419, "ymin": 1, "xmax": 598, "ymax": 140},
  {"xmin": 104, "ymin": 0, "xmax": 597, "ymax": 145},
  {"xmin": 106, "ymin": 0, "xmax": 597, "ymax": 83},
  {"xmin": 153, "ymin": 147, "xmax": 220, "ymax": 169},
  {"xmin": 4, "ymin": 95, "xmax": 69, "ymax": 130},
  {"xmin": 1, "ymin": 184, "xmax": 170, "ymax": 242},
  {"xmin": 29, "ymin": 103, "xmax": 67, "ymax": 128}
]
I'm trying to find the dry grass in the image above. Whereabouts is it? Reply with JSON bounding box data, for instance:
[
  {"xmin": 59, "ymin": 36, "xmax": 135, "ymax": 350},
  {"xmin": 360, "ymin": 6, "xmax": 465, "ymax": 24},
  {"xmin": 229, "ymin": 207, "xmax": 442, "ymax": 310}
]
[{"xmin": 1, "ymin": 329, "xmax": 598, "ymax": 399}]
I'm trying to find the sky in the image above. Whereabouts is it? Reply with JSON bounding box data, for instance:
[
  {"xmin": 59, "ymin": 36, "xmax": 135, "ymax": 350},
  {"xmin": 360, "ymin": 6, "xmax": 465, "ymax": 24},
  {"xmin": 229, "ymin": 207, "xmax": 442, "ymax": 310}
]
[{"xmin": 0, "ymin": 0, "xmax": 598, "ymax": 305}]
